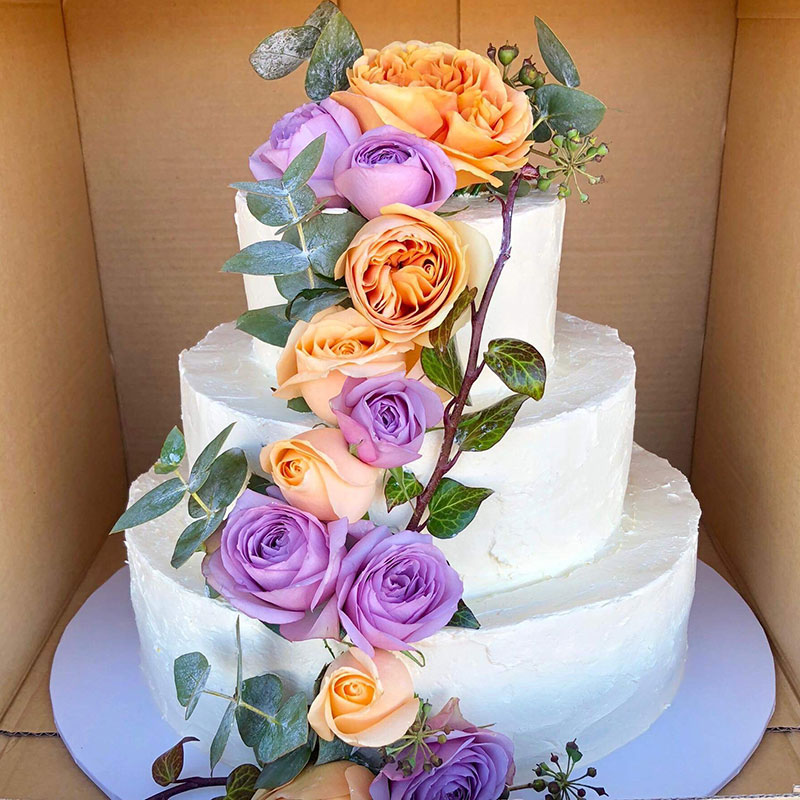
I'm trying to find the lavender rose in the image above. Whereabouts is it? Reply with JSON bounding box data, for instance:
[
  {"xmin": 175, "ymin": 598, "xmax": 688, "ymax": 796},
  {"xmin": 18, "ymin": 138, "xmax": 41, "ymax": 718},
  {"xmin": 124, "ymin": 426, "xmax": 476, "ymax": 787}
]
[
  {"xmin": 250, "ymin": 98, "xmax": 362, "ymax": 206},
  {"xmin": 336, "ymin": 525, "xmax": 462, "ymax": 655},
  {"xmin": 202, "ymin": 489, "xmax": 346, "ymax": 641},
  {"xmin": 370, "ymin": 698, "xmax": 516, "ymax": 800},
  {"xmin": 333, "ymin": 126, "xmax": 456, "ymax": 219},
  {"xmin": 330, "ymin": 373, "xmax": 444, "ymax": 469}
]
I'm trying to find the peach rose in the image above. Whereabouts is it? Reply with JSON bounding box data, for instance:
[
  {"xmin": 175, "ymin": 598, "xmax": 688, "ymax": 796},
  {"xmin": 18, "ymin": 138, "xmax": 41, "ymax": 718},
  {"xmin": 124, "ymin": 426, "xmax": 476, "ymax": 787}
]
[
  {"xmin": 274, "ymin": 306, "xmax": 418, "ymax": 423},
  {"xmin": 252, "ymin": 761, "xmax": 374, "ymax": 800},
  {"xmin": 260, "ymin": 428, "xmax": 380, "ymax": 522},
  {"xmin": 332, "ymin": 41, "xmax": 533, "ymax": 188},
  {"xmin": 308, "ymin": 648, "xmax": 418, "ymax": 748},
  {"xmin": 334, "ymin": 204, "xmax": 492, "ymax": 343}
]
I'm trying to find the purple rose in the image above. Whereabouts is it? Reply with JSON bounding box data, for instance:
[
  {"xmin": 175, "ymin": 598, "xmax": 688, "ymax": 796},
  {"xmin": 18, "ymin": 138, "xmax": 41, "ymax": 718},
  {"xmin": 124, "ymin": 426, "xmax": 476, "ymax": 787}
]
[
  {"xmin": 336, "ymin": 525, "xmax": 462, "ymax": 655},
  {"xmin": 331, "ymin": 373, "xmax": 444, "ymax": 469},
  {"xmin": 333, "ymin": 126, "xmax": 456, "ymax": 219},
  {"xmin": 201, "ymin": 489, "xmax": 347, "ymax": 641},
  {"xmin": 249, "ymin": 98, "xmax": 362, "ymax": 206},
  {"xmin": 370, "ymin": 698, "xmax": 516, "ymax": 800}
]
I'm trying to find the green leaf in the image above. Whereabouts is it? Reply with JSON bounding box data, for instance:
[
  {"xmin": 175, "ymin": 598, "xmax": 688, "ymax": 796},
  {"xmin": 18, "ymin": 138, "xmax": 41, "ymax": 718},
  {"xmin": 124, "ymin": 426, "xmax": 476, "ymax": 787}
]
[
  {"xmin": 249, "ymin": 25, "xmax": 320, "ymax": 80},
  {"xmin": 110, "ymin": 478, "xmax": 185, "ymax": 533},
  {"xmin": 151, "ymin": 736, "xmax": 198, "ymax": 787},
  {"xmin": 535, "ymin": 84, "xmax": 606, "ymax": 135},
  {"xmin": 174, "ymin": 652, "xmax": 211, "ymax": 720},
  {"xmin": 205, "ymin": 580, "xmax": 221, "ymax": 599},
  {"xmin": 429, "ymin": 287, "xmax": 476, "ymax": 353},
  {"xmin": 248, "ymin": 474, "xmax": 275, "ymax": 495},
  {"xmin": 535, "ymin": 17, "xmax": 580, "ymax": 88},
  {"xmin": 275, "ymin": 268, "xmax": 341, "ymax": 302},
  {"xmin": 225, "ymin": 764, "xmax": 261, "ymax": 800},
  {"xmin": 194, "ymin": 448, "xmax": 249, "ymax": 512},
  {"xmin": 287, "ymin": 287, "xmax": 350, "ymax": 322},
  {"xmin": 188, "ymin": 424, "xmax": 235, "ymax": 491},
  {"xmin": 246, "ymin": 184, "xmax": 316, "ymax": 227},
  {"xmin": 420, "ymin": 341, "xmax": 463, "ymax": 398},
  {"xmin": 154, "ymin": 426, "xmax": 186, "ymax": 474},
  {"xmin": 256, "ymin": 693, "xmax": 309, "ymax": 765},
  {"xmin": 236, "ymin": 306, "xmax": 295, "ymax": 347},
  {"xmin": 210, "ymin": 700, "xmax": 237, "ymax": 774},
  {"xmin": 170, "ymin": 509, "xmax": 226, "ymax": 569},
  {"xmin": 484, "ymin": 338, "xmax": 546, "ymax": 399},
  {"xmin": 282, "ymin": 212, "xmax": 365, "ymax": 277},
  {"xmin": 287, "ymin": 397, "xmax": 313, "ymax": 413},
  {"xmin": 455, "ymin": 394, "xmax": 528, "ymax": 452},
  {"xmin": 305, "ymin": 11, "xmax": 363, "ymax": 102},
  {"xmin": 235, "ymin": 618, "xmax": 244, "ymax": 700},
  {"xmin": 222, "ymin": 240, "xmax": 310, "ymax": 276},
  {"xmin": 282, "ymin": 134, "xmax": 326, "ymax": 192},
  {"xmin": 316, "ymin": 735, "xmax": 353, "ymax": 765},
  {"xmin": 448, "ymin": 598, "xmax": 481, "ymax": 629},
  {"xmin": 305, "ymin": 0, "xmax": 339, "ymax": 30},
  {"xmin": 566, "ymin": 741, "xmax": 583, "ymax": 763},
  {"xmin": 255, "ymin": 744, "xmax": 312, "ymax": 789},
  {"xmin": 426, "ymin": 478, "xmax": 493, "ymax": 539},
  {"xmin": 385, "ymin": 468, "xmax": 424, "ymax": 512},
  {"xmin": 236, "ymin": 673, "xmax": 283, "ymax": 748}
]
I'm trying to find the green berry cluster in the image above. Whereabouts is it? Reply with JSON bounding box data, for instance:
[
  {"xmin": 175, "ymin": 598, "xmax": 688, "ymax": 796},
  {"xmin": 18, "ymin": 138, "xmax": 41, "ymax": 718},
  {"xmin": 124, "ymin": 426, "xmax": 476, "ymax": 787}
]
[
  {"xmin": 527, "ymin": 742, "xmax": 606, "ymax": 800},
  {"xmin": 487, "ymin": 42, "xmax": 547, "ymax": 90},
  {"xmin": 531, "ymin": 129, "xmax": 608, "ymax": 203}
]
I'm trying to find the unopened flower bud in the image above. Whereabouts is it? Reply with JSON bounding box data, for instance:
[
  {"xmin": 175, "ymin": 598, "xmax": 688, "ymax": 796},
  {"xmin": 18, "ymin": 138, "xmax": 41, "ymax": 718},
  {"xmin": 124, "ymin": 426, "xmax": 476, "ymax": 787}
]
[
  {"xmin": 533, "ymin": 779, "xmax": 547, "ymax": 792},
  {"xmin": 423, "ymin": 762, "xmax": 433, "ymax": 772},
  {"xmin": 550, "ymin": 754, "xmax": 560, "ymax": 763},
  {"xmin": 438, "ymin": 734, "xmax": 447, "ymax": 744},
  {"xmin": 552, "ymin": 134, "xmax": 565, "ymax": 148},
  {"xmin": 567, "ymin": 137, "xmax": 581, "ymax": 153},
  {"xmin": 586, "ymin": 767, "xmax": 597, "ymax": 778},
  {"xmin": 537, "ymin": 178, "xmax": 552, "ymax": 192},
  {"xmin": 545, "ymin": 795, "xmax": 555, "ymax": 800},
  {"xmin": 586, "ymin": 146, "xmax": 598, "ymax": 159},
  {"xmin": 548, "ymin": 782, "xmax": 560, "ymax": 794},
  {"xmin": 498, "ymin": 43, "xmax": 519, "ymax": 66},
  {"xmin": 577, "ymin": 789, "xmax": 587, "ymax": 797},
  {"xmin": 566, "ymin": 128, "xmax": 580, "ymax": 140},
  {"xmin": 579, "ymin": 191, "xmax": 589, "ymax": 203},
  {"xmin": 431, "ymin": 755, "xmax": 442, "ymax": 767},
  {"xmin": 535, "ymin": 766, "xmax": 544, "ymax": 777},
  {"xmin": 533, "ymin": 73, "xmax": 546, "ymax": 89},
  {"xmin": 518, "ymin": 62, "xmax": 540, "ymax": 86},
  {"xmin": 595, "ymin": 143, "xmax": 609, "ymax": 157},
  {"xmin": 487, "ymin": 43, "xmax": 497, "ymax": 62}
]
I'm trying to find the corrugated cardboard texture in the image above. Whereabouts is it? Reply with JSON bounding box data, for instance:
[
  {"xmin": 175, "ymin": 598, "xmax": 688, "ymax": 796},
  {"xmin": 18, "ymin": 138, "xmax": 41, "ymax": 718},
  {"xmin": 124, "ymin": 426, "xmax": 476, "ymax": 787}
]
[
  {"xmin": 0, "ymin": 1, "xmax": 127, "ymax": 713},
  {"xmin": 63, "ymin": 0, "xmax": 736, "ymax": 478},
  {"xmin": 692, "ymin": 15, "xmax": 800, "ymax": 694}
]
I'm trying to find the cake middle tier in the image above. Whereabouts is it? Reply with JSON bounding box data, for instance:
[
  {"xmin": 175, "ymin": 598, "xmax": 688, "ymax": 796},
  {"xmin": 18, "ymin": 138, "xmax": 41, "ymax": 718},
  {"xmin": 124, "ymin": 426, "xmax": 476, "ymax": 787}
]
[{"xmin": 180, "ymin": 312, "xmax": 636, "ymax": 595}]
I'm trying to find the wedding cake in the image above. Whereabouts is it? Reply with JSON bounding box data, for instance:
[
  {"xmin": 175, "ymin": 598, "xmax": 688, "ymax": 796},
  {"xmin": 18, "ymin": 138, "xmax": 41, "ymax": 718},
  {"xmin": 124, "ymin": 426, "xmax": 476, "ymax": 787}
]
[{"xmin": 119, "ymin": 8, "xmax": 700, "ymax": 797}]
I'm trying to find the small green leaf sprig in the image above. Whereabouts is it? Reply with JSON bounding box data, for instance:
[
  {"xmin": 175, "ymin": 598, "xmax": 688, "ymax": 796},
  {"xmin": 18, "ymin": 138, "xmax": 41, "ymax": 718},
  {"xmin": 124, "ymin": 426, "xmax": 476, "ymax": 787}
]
[
  {"xmin": 111, "ymin": 424, "xmax": 248, "ymax": 569},
  {"xmin": 506, "ymin": 741, "xmax": 607, "ymax": 799}
]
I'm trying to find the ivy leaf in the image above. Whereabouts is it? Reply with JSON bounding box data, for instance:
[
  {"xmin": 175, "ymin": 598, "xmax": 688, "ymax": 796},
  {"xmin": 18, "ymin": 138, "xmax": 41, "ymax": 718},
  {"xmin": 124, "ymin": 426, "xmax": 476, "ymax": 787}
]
[
  {"xmin": 249, "ymin": 26, "xmax": 320, "ymax": 80},
  {"xmin": 316, "ymin": 735, "xmax": 353, "ymax": 765},
  {"xmin": 256, "ymin": 693, "xmax": 309, "ymax": 765},
  {"xmin": 484, "ymin": 338, "xmax": 546, "ymax": 400},
  {"xmin": 225, "ymin": 764, "xmax": 262, "ymax": 800},
  {"xmin": 535, "ymin": 17, "xmax": 581, "ymax": 88},
  {"xmin": 151, "ymin": 736, "xmax": 198, "ymax": 787},
  {"xmin": 193, "ymin": 448, "xmax": 249, "ymax": 512},
  {"xmin": 287, "ymin": 397, "xmax": 313, "ymax": 413},
  {"xmin": 385, "ymin": 468, "xmax": 424, "ymax": 512},
  {"xmin": 455, "ymin": 394, "xmax": 528, "ymax": 452},
  {"xmin": 426, "ymin": 478, "xmax": 493, "ymax": 539},
  {"xmin": 275, "ymin": 268, "xmax": 340, "ymax": 302},
  {"xmin": 245, "ymin": 184, "xmax": 316, "ymax": 228},
  {"xmin": 236, "ymin": 306, "xmax": 295, "ymax": 347},
  {"xmin": 286, "ymin": 287, "xmax": 350, "ymax": 322},
  {"xmin": 448, "ymin": 598, "xmax": 481, "ymax": 629},
  {"xmin": 282, "ymin": 212, "xmax": 365, "ymax": 277},
  {"xmin": 154, "ymin": 426, "xmax": 186, "ymax": 474},
  {"xmin": 110, "ymin": 478, "xmax": 185, "ymax": 533},
  {"xmin": 170, "ymin": 509, "xmax": 225, "ymax": 569},
  {"xmin": 221, "ymin": 240, "xmax": 310, "ymax": 277},
  {"xmin": 282, "ymin": 134, "xmax": 326, "ymax": 192},
  {"xmin": 305, "ymin": 0, "xmax": 339, "ymax": 30},
  {"xmin": 255, "ymin": 744, "xmax": 312, "ymax": 789},
  {"xmin": 429, "ymin": 287, "xmax": 476, "ymax": 353},
  {"xmin": 305, "ymin": 11, "xmax": 363, "ymax": 102},
  {"xmin": 535, "ymin": 84, "xmax": 606, "ymax": 135},
  {"xmin": 210, "ymin": 700, "xmax": 237, "ymax": 774},
  {"xmin": 188, "ymin": 424, "xmax": 235, "ymax": 491},
  {"xmin": 236, "ymin": 673, "xmax": 283, "ymax": 748},
  {"xmin": 420, "ymin": 341, "xmax": 463, "ymax": 398},
  {"xmin": 174, "ymin": 652, "xmax": 211, "ymax": 720}
]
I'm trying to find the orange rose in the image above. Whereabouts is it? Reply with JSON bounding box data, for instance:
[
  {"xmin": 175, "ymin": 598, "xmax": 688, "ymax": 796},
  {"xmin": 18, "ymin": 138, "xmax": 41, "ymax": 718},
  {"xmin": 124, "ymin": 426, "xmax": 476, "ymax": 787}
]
[
  {"xmin": 252, "ymin": 761, "xmax": 374, "ymax": 800},
  {"xmin": 332, "ymin": 41, "xmax": 533, "ymax": 187},
  {"xmin": 260, "ymin": 428, "xmax": 380, "ymax": 522},
  {"xmin": 274, "ymin": 306, "xmax": 418, "ymax": 423},
  {"xmin": 308, "ymin": 648, "xmax": 419, "ymax": 748}
]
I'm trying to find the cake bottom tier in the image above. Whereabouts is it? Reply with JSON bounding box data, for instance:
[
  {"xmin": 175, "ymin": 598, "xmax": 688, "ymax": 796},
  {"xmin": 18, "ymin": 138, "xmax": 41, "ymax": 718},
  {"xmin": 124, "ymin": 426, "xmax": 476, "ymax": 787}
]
[{"xmin": 126, "ymin": 446, "xmax": 699, "ymax": 771}]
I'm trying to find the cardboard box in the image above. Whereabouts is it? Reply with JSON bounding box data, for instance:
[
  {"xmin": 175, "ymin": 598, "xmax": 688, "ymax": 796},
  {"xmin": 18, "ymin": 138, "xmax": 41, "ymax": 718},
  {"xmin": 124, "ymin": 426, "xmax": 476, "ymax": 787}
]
[{"xmin": 1, "ymin": 0, "xmax": 799, "ymax": 795}]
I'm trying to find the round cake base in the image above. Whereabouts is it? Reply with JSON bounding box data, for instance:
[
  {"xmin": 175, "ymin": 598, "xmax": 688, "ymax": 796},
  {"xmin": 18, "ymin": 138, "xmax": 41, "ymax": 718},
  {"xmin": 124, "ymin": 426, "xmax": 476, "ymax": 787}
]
[{"xmin": 51, "ymin": 562, "xmax": 774, "ymax": 800}]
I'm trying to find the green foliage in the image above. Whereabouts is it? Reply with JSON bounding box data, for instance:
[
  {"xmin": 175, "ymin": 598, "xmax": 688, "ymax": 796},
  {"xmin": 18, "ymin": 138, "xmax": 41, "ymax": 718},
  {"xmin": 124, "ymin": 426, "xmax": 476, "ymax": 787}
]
[
  {"xmin": 154, "ymin": 426, "xmax": 186, "ymax": 474},
  {"xmin": 248, "ymin": 474, "xmax": 274, "ymax": 495},
  {"xmin": 316, "ymin": 735, "xmax": 353, "ymax": 765},
  {"xmin": 286, "ymin": 286, "xmax": 351, "ymax": 321},
  {"xmin": 189, "ymin": 423, "xmax": 235, "ymax": 492},
  {"xmin": 429, "ymin": 287, "xmax": 476, "ymax": 353},
  {"xmin": 171, "ymin": 509, "xmax": 225, "ymax": 569},
  {"xmin": 282, "ymin": 134, "xmax": 326, "ymax": 190},
  {"xmin": 455, "ymin": 394, "xmax": 528, "ymax": 452},
  {"xmin": 275, "ymin": 269, "xmax": 341, "ymax": 303},
  {"xmin": 535, "ymin": 84, "xmax": 606, "ymax": 135},
  {"xmin": 426, "ymin": 478, "xmax": 493, "ymax": 539},
  {"xmin": 305, "ymin": 11, "xmax": 363, "ymax": 101},
  {"xmin": 249, "ymin": 26, "xmax": 320, "ymax": 80},
  {"xmin": 282, "ymin": 211, "xmax": 365, "ymax": 278},
  {"xmin": 535, "ymin": 17, "xmax": 580, "ymax": 88},
  {"xmin": 448, "ymin": 598, "xmax": 481, "ymax": 629},
  {"xmin": 193, "ymin": 448, "xmax": 249, "ymax": 512},
  {"xmin": 385, "ymin": 468, "xmax": 424, "ymax": 512},
  {"xmin": 255, "ymin": 693, "xmax": 309, "ymax": 765},
  {"xmin": 236, "ymin": 674, "xmax": 283, "ymax": 748},
  {"xmin": 236, "ymin": 306, "xmax": 296, "ymax": 347},
  {"xmin": 110, "ymin": 477, "xmax": 185, "ymax": 533},
  {"xmin": 210, "ymin": 700, "xmax": 237, "ymax": 773},
  {"xmin": 241, "ymin": 182, "xmax": 316, "ymax": 228},
  {"xmin": 255, "ymin": 744, "xmax": 312, "ymax": 790},
  {"xmin": 223, "ymin": 764, "xmax": 262, "ymax": 800},
  {"xmin": 174, "ymin": 652, "xmax": 211, "ymax": 720},
  {"xmin": 484, "ymin": 337, "xmax": 546, "ymax": 400},
  {"xmin": 221, "ymin": 240, "xmax": 311, "ymax": 276},
  {"xmin": 420, "ymin": 340, "xmax": 464, "ymax": 399},
  {"xmin": 287, "ymin": 397, "xmax": 313, "ymax": 413},
  {"xmin": 150, "ymin": 736, "xmax": 197, "ymax": 787}
]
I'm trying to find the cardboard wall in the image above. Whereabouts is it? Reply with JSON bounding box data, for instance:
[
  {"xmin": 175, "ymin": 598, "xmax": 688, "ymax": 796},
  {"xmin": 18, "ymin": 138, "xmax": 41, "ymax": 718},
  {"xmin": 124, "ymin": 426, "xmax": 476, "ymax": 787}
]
[
  {"xmin": 693, "ymin": 2, "xmax": 800, "ymax": 693},
  {"xmin": 0, "ymin": 0, "xmax": 127, "ymax": 714},
  {"xmin": 62, "ymin": 0, "xmax": 737, "ymax": 479}
]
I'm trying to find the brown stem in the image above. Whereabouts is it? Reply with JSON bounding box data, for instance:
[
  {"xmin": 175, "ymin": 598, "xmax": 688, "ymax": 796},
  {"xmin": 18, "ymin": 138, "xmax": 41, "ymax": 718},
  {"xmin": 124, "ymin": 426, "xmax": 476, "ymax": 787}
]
[
  {"xmin": 144, "ymin": 776, "xmax": 228, "ymax": 800},
  {"xmin": 407, "ymin": 173, "xmax": 523, "ymax": 531}
]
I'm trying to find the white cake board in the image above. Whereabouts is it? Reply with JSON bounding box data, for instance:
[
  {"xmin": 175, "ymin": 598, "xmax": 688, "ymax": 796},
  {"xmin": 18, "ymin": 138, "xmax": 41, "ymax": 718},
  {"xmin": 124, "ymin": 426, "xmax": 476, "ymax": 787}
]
[{"xmin": 51, "ymin": 562, "xmax": 775, "ymax": 800}]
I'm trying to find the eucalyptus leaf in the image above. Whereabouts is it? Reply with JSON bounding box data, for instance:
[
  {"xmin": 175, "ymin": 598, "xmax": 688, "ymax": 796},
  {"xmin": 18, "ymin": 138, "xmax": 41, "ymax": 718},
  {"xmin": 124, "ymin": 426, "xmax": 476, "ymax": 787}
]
[
  {"xmin": 535, "ymin": 17, "xmax": 581, "ymax": 88},
  {"xmin": 531, "ymin": 114, "xmax": 554, "ymax": 142},
  {"xmin": 448, "ymin": 598, "xmax": 481, "ymax": 629},
  {"xmin": 255, "ymin": 744, "xmax": 312, "ymax": 789},
  {"xmin": 305, "ymin": 11, "xmax": 363, "ymax": 102},
  {"xmin": 170, "ymin": 509, "xmax": 225, "ymax": 569},
  {"xmin": 236, "ymin": 306, "xmax": 295, "ymax": 347},
  {"xmin": 193, "ymin": 448, "xmax": 249, "ymax": 513},
  {"xmin": 275, "ymin": 268, "xmax": 340, "ymax": 302},
  {"xmin": 235, "ymin": 617, "xmax": 243, "ymax": 699},
  {"xmin": 256, "ymin": 693, "xmax": 309, "ymax": 765},
  {"xmin": 305, "ymin": 0, "xmax": 339, "ymax": 31},
  {"xmin": 282, "ymin": 211, "xmax": 365, "ymax": 277},
  {"xmin": 246, "ymin": 184, "xmax": 315, "ymax": 227},
  {"xmin": 110, "ymin": 478, "xmax": 185, "ymax": 533},
  {"xmin": 286, "ymin": 286, "xmax": 350, "ymax": 321},
  {"xmin": 250, "ymin": 25, "xmax": 320, "ymax": 80},
  {"xmin": 221, "ymin": 240, "xmax": 310, "ymax": 277},
  {"xmin": 420, "ymin": 341, "xmax": 464, "ymax": 398},
  {"xmin": 282, "ymin": 134, "xmax": 326, "ymax": 192},
  {"xmin": 484, "ymin": 338, "xmax": 546, "ymax": 399},
  {"xmin": 154, "ymin": 426, "xmax": 186, "ymax": 474},
  {"xmin": 248, "ymin": 474, "xmax": 275, "ymax": 495},
  {"xmin": 231, "ymin": 179, "xmax": 286, "ymax": 197},
  {"xmin": 535, "ymin": 84, "xmax": 606, "ymax": 135},
  {"xmin": 287, "ymin": 397, "xmax": 313, "ymax": 413},
  {"xmin": 188, "ymin": 424, "xmax": 236, "ymax": 492},
  {"xmin": 429, "ymin": 287, "xmax": 476, "ymax": 353},
  {"xmin": 385, "ymin": 468, "xmax": 424, "ymax": 512},
  {"xmin": 151, "ymin": 737, "xmax": 198, "ymax": 787},
  {"xmin": 174, "ymin": 652, "xmax": 211, "ymax": 719},
  {"xmin": 236, "ymin": 673, "xmax": 283, "ymax": 748},
  {"xmin": 426, "ymin": 478, "xmax": 493, "ymax": 539},
  {"xmin": 455, "ymin": 394, "xmax": 528, "ymax": 452},
  {"xmin": 316, "ymin": 735, "xmax": 353, "ymax": 765},
  {"xmin": 210, "ymin": 700, "xmax": 237, "ymax": 774}
]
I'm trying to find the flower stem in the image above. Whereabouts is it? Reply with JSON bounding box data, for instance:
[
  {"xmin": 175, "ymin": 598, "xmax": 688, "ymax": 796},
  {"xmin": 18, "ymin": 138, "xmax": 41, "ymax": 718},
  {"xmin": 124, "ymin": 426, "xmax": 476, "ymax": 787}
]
[
  {"xmin": 175, "ymin": 472, "xmax": 212, "ymax": 516},
  {"xmin": 143, "ymin": 776, "xmax": 227, "ymax": 800},
  {"xmin": 407, "ymin": 173, "xmax": 523, "ymax": 531}
]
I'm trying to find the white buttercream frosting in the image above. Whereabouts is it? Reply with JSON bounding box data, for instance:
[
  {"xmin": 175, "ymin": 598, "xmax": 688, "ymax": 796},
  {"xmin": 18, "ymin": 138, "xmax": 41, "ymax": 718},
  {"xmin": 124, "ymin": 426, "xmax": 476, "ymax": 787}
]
[
  {"xmin": 126, "ymin": 446, "xmax": 699, "ymax": 771},
  {"xmin": 179, "ymin": 313, "xmax": 636, "ymax": 595}
]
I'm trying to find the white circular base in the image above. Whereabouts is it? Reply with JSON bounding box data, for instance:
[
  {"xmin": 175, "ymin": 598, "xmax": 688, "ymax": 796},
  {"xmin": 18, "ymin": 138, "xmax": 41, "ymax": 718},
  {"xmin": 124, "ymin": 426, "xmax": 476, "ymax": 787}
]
[{"xmin": 51, "ymin": 562, "xmax": 775, "ymax": 800}]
